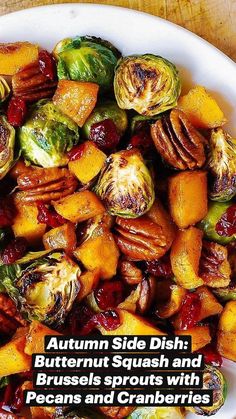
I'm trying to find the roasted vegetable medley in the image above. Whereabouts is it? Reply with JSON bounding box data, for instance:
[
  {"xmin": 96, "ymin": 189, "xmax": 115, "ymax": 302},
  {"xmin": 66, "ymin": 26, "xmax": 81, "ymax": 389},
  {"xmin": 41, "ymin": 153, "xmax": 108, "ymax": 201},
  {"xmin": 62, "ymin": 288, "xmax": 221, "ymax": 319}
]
[{"xmin": 0, "ymin": 36, "xmax": 235, "ymax": 418}]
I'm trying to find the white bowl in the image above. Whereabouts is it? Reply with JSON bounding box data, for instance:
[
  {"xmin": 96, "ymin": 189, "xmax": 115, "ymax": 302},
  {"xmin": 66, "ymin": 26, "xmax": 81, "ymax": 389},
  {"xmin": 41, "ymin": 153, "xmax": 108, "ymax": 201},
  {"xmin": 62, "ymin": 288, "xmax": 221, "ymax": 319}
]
[{"xmin": 0, "ymin": 4, "xmax": 236, "ymax": 418}]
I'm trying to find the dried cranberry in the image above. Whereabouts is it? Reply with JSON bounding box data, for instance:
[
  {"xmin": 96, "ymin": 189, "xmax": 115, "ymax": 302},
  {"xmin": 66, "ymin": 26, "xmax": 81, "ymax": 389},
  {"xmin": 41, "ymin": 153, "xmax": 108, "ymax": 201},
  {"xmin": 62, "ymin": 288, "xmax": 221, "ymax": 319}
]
[
  {"xmin": 128, "ymin": 131, "xmax": 154, "ymax": 155},
  {"xmin": 80, "ymin": 310, "xmax": 121, "ymax": 335},
  {"xmin": 11, "ymin": 385, "xmax": 24, "ymax": 413},
  {"xmin": 216, "ymin": 204, "xmax": 236, "ymax": 237},
  {"xmin": 177, "ymin": 292, "xmax": 201, "ymax": 330},
  {"xmin": 95, "ymin": 281, "xmax": 124, "ymax": 310},
  {"xmin": 197, "ymin": 344, "xmax": 222, "ymax": 367},
  {"xmin": 67, "ymin": 302, "xmax": 95, "ymax": 335},
  {"xmin": 1, "ymin": 237, "xmax": 28, "ymax": 264},
  {"xmin": 67, "ymin": 143, "xmax": 87, "ymax": 161},
  {"xmin": 145, "ymin": 254, "xmax": 173, "ymax": 278},
  {"xmin": 7, "ymin": 97, "xmax": 27, "ymax": 127},
  {"xmin": 1, "ymin": 381, "xmax": 14, "ymax": 412},
  {"xmin": 39, "ymin": 49, "xmax": 57, "ymax": 81},
  {"xmin": 0, "ymin": 199, "xmax": 15, "ymax": 228},
  {"xmin": 37, "ymin": 202, "xmax": 66, "ymax": 228},
  {"xmin": 90, "ymin": 119, "xmax": 120, "ymax": 152}
]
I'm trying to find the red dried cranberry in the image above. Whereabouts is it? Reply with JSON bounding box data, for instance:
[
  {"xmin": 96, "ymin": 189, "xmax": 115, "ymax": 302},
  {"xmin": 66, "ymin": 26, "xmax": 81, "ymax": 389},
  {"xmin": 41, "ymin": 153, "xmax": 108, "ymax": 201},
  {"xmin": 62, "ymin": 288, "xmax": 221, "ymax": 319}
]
[
  {"xmin": 7, "ymin": 97, "xmax": 27, "ymax": 127},
  {"xmin": 11, "ymin": 385, "xmax": 24, "ymax": 413},
  {"xmin": 80, "ymin": 310, "xmax": 120, "ymax": 335},
  {"xmin": 128, "ymin": 131, "xmax": 154, "ymax": 155},
  {"xmin": 1, "ymin": 237, "xmax": 28, "ymax": 264},
  {"xmin": 145, "ymin": 254, "xmax": 173, "ymax": 278},
  {"xmin": 68, "ymin": 302, "xmax": 95, "ymax": 335},
  {"xmin": 67, "ymin": 143, "xmax": 87, "ymax": 161},
  {"xmin": 0, "ymin": 199, "xmax": 15, "ymax": 228},
  {"xmin": 177, "ymin": 292, "xmax": 201, "ymax": 330},
  {"xmin": 95, "ymin": 281, "xmax": 124, "ymax": 310},
  {"xmin": 216, "ymin": 204, "xmax": 236, "ymax": 237},
  {"xmin": 197, "ymin": 344, "xmax": 222, "ymax": 367},
  {"xmin": 37, "ymin": 202, "xmax": 66, "ymax": 228},
  {"xmin": 38, "ymin": 49, "xmax": 57, "ymax": 81},
  {"xmin": 90, "ymin": 119, "xmax": 120, "ymax": 152},
  {"xmin": 1, "ymin": 381, "xmax": 14, "ymax": 412}
]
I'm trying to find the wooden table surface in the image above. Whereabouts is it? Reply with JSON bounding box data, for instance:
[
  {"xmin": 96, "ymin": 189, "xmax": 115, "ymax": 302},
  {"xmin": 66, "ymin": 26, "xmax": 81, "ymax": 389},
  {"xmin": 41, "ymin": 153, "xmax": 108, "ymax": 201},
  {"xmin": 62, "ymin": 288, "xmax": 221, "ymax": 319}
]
[{"xmin": 0, "ymin": 0, "xmax": 235, "ymax": 61}]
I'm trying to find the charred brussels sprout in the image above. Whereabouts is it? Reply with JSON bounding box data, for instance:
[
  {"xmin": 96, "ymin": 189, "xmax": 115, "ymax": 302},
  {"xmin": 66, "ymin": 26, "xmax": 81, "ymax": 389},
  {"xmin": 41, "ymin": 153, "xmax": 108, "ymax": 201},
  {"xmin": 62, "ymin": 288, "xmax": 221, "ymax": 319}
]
[
  {"xmin": 0, "ymin": 251, "xmax": 80, "ymax": 326},
  {"xmin": 0, "ymin": 77, "xmax": 10, "ymax": 104},
  {"xmin": 213, "ymin": 282, "xmax": 236, "ymax": 301},
  {"xmin": 54, "ymin": 36, "xmax": 120, "ymax": 91},
  {"xmin": 208, "ymin": 128, "xmax": 236, "ymax": 201},
  {"xmin": 94, "ymin": 149, "xmax": 155, "ymax": 217},
  {"xmin": 55, "ymin": 407, "xmax": 105, "ymax": 419},
  {"xmin": 0, "ymin": 116, "xmax": 15, "ymax": 179},
  {"xmin": 114, "ymin": 54, "xmax": 181, "ymax": 116},
  {"xmin": 18, "ymin": 100, "xmax": 79, "ymax": 167},
  {"xmin": 199, "ymin": 201, "xmax": 236, "ymax": 244},
  {"xmin": 128, "ymin": 407, "xmax": 184, "ymax": 419},
  {"xmin": 190, "ymin": 365, "xmax": 227, "ymax": 416},
  {"xmin": 82, "ymin": 101, "xmax": 128, "ymax": 138}
]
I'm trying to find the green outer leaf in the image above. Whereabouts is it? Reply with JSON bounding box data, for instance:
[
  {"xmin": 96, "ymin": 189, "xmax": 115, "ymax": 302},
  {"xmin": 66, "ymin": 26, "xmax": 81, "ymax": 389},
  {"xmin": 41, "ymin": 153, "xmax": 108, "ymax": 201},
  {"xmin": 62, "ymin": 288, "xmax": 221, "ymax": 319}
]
[
  {"xmin": 0, "ymin": 376, "xmax": 10, "ymax": 389},
  {"xmin": 0, "ymin": 116, "xmax": 16, "ymax": 180},
  {"xmin": 18, "ymin": 100, "xmax": 79, "ymax": 168}
]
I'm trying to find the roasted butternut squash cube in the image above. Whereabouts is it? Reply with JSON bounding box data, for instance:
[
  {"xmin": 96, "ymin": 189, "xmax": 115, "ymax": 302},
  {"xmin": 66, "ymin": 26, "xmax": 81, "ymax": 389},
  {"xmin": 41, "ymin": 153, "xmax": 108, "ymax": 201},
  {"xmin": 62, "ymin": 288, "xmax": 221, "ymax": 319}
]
[
  {"xmin": 43, "ymin": 223, "xmax": 76, "ymax": 252},
  {"xmin": 217, "ymin": 302, "xmax": 236, "ymax": 361},
  {"xmin": 99, "ymin": 309, "xmax": 165, "ymax": 336},
  {"xmin": 12, "ymin": 197, "xmax": 46, "ymax": 246},
  {"xmin": 196, "ymin": 286, "xmax": 223, "ymax": 321},
  {"xmin": 218, "ymin": 301, "xmax": 236, "ymax": 333},
  {"xmin": 53, "ymin": 190, "xmax": 105, "ymax": 223},
  {"xmin": 0, "ymin": 42, "xmax": 38, "ymax": 75},
  {"xmin": 68, "ymin": 141, "xmax": 106, "ymax": 184},
  {"xmin": 176, "ymin": 325, "xmax": 211, "ymax": 352},
  {"xmin": 0, "ymin": 327, "xmax": 31, "ymax": 376},
  {"xmin": 74, "ymin": 231, "xmax": 119, "ymax": 280},
  {"xmin": 78, "ymin": 268, "xmax": 100, "ymax": 301},
  {"xmin": 170, "ymin": 227, "xmax": 204, "ymax": 289},
  {"xmin": 24, "ymin": 321, "xmax": 61, "ymax": 355},
  {"xmin": 178, "ymin": 85, "xmax": 226, "ymax": 129},
  {"xmin": 53, "ymin": 80, "xmax": 99, "ymax": 127},
  {"xmin": 168, "ymin": 171, "xmax": 208, "ymax": 229}
]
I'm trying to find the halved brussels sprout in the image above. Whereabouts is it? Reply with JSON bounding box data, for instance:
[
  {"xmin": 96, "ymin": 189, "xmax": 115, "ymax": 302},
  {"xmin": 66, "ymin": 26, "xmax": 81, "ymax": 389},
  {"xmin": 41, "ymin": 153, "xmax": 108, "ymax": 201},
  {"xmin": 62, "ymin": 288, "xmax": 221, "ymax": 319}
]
[
  {"xmin": 0, "ymin": 77, "xmax": 10, "ymax": 104},
  {"xmin": 18, "ymin": 100, "xmax": 79, "ymax": 168},
  {"xmin": 82, "ymin": 101, "xmax": 128, "ymax": 138},
  {"xmin": 54, "ymin": 36, "xmax": 120, "ymax": 91},
  {"xmin": 213, "ymin": 282, "xmax": 236, "ymax": 301},
  {"xmin": 0, "ymin": 116, "xmax": 15, "ymax": 179},
  {"xmin": 0, "ymin": 251, "xmax": 80, "ymax": 326},
  {"xmin": 128, "ymin": 407, "xmax": 185, "ymax": 419},
  {"xmin": 189, "ymin": 365, "xmax": 227, "ymax": 416},
  {"xmin": 199, "ymin": 201, "xmax": 236, "ymax": 244},
  {"xmin": 208, "ymin": 128, "xmax": 236, "ymax": 201},
  {"xmin": 114, "ymin": 54, "xmax": 181, "ymax": 116},
  {"xmin": 94, "ymin": 149, "xmax": 155, "ymax": 217}
]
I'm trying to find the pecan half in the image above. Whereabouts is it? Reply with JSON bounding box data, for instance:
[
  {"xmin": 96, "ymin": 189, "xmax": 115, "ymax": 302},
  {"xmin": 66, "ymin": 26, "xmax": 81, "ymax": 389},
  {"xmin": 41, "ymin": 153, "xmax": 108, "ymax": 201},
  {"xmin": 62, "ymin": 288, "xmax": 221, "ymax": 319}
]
[
  {"xmin": 137, "ymin": 275, "xmax": 157, "ymax": 314},
  {"xmin": 0, "ymin": 293, "xmax": 27, "ymax": 336},
  {"xmin": 12, "ymin": 61, "xmax": 57, "ymax": 102},
  {"xmin": 151, "ymin": 109, "xmax": 206, "ymax": 170},
  {"xmin": 199, "ymin": 240, "xmax": 231, "ymax": 288},
  {"xmin": 118, "ymin": 259, "xmax": 143, "ymax": 285},
  {"xmin": 15, "ymin": 166, "xmax": 78, "ymax": 202},
  {"xmin": 115, "ymin": 216, "xmax": 167, "ymax": 261},
  {"xmin": 99, "ymin": 407, "xmax": 135, "ymax": 418}
]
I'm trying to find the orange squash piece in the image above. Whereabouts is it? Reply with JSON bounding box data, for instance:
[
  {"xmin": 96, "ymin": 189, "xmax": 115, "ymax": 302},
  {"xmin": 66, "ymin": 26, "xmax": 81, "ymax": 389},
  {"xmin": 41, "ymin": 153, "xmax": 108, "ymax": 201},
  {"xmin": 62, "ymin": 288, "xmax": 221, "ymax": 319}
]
[
  {"xmin": 24, "ymin": 321, "xmax": 61, "ymax": 355},
  {"xmin": 53, "ymin": 80, "xmax": 99, "ymax": 127},
  {"xmin": 168, "ymin": 171, "xmax": 208, "ymax": 229},
  {"xmin": 43, "ymin": 222, "xmax": 76, "ymax": 252},
  {"xmin": 170, "ymin": 227, "xmax": 204, "ymax": 289},
  {"xmin": 74, "ymin": 231, "xmax": 119, "ymax": 280},
  {"xmin": 176, "ymin": 325, "xmax": 211, "ymax": 352},
  {"xmin": 12, "ymin": 197, "xmax": 46, "ymax": 246},
  {"xmin": 178, "ymin": 85, "xmax": 226, "ymax": 129},
  {"xmin": 196, "ymin": 286, "xmax": 223, "ymax": 321},
  {"xmin": 68, "ymin": 141, "xmax": 106, "ymax": 184},
  {"xmin": 53, "ymin": 190, "xmax": 105, "ymax": 223},
  {"xmin": 99, "ymin": 309, "xmax": 165, "ymax": 336},
  {"xmin": 217, "ymin": 301, "xmax": 236, "ymax": 361},
  {"xmin": 0, "ymin": 42, "xmax": 39, "ymax": 75},
  {"xmin": 78, "ymin": 268, "xmax": 101, "ymax": 301},
  {"xmin": 0, "ymin": 327, "xmax": 31, "ymax": 376}
]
